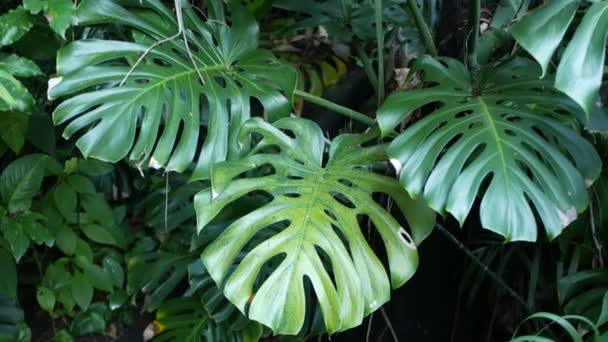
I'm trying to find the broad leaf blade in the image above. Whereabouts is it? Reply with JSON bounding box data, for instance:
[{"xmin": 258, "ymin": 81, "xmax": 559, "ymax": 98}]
[
  {"xmin": 195, "ymin": 117, "xmax": 435, "ymax": 335},
  {"xmin": 49, "ymin": 0, "xmax": 296, "ymax": 179},
  {"xmin": 378, "ymin": 56, "xmax": 601, "ymax": 241}
]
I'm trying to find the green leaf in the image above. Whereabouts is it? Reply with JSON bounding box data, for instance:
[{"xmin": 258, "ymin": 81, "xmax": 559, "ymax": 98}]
[
  {"xmin": 0, "ymin": 295, "xmax": 24, "ymax": 341},
  {"xmin": 511, "ymin": 0, "xmax": 578, "ymax": 76},
  {"xmin": 49, "ymin": 0, "xmax": 297, "ymax": 180},
  {"xmin": 21, "ymin": 212, "xmax": 53, "ymax": 246},
  {"xmin": 377, "ymin": 57, "xmax": 601, "ymax": 241},
  {"xmin": 74, "ymin": 257, "xmax": 113, "ymax": 292},
  {"xmin": 195, "ymin": 117, "xmax": 435, "ymax": 334},
  {"xmin": 74, "ymin": 159, "xmax": 112, "ymax": 176},
  {"xmin": 0, "ymin": 7, "xmax": 33, "ymax": 46},
  {"xmin": 53, "ymin": 182, "xmax": 77, "ymax": 220},
  {"xmin": 23, "ymin": 0, "xmax": 47, "ymax": 14},
  {"xmin": 65, "ymin": 174, "xmax": 95, "ymax": 194},
  {"xmin": 55, "ymin": 225, "xmax": 77, "ymax": 255},
  {"xmin": 0, "ymin": 249, "xmax": 17, "ymax": 299},
  {"xmin": 0, "ymin": 68, "xmax": 35, "ymax": 112},
  {"xmin": 102, "ymin": 256, "xmax": 124, "ymax": 288},
  {"xmin": 26, "ymin": 113, "xmax": 56, "ymax": 155},
  {"xmin": 53, "ymin": 330, "xmax": 74, "ymax": 342},
  {"xmin": 107, "ymin": 290, "xmax": 127, "ymax": 310},
  {"xmin": 1, "ymin": 217, "xmax": 30, "ymax": 262},
  {"xmin": 71, "ymin": 272, "xmax": 93, "ymax": 310},
  {"xmin": 70, "ymin": 309, "xmax": 105, "ymax": 336},
  {"xmin": 0, "ymin": 111, "xmax": 29, "ymax": 154},
  {"xmin": 46, "ymin": 0, "xmax": 73, "ymax": 38},
  {"xmin": 558, "ymin": 270, "xmax": 608, "ymax": 326},
  {"xmin": 0, "ymin": 154, "xmax": 48, "ymax": 213},
  {"xmin": 80, "ymin": 224, "xmax": 118, "ymax": 247},
  {"xmin": 0, "ymin": 54, "xmax": 42, "ymax": 77},
  {"xmin": 555, "ymin": 2, "xmax": 608, "ymax": 113},
  {"xmin": 36, "ymin": 287, "xmax": 55, "ymax": 312}
]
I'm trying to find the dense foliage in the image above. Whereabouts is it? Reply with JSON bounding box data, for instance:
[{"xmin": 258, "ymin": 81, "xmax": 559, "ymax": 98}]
[{"xmin": 0, "ymin": 0, "xmax": 607, "ymax": 341}]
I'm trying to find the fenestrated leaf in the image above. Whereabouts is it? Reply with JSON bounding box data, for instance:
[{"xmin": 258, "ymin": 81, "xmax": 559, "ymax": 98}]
[
  {"xmin": 195, "ymin": 117, "xmax": 435, "ymax": 335},
  {"xmin": 0, "ymin": 7, "xmax": 33, "ymax": 46},
  {"xmin": 377, "ymin": 56, "xmax": 601, "ymax": 242},
  {"xmin": 49, "ymin": 0, "xmax": 296, "ymax": 180}
]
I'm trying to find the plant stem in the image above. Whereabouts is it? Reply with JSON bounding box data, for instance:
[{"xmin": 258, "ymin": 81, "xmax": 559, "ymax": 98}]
[
  {"xmin": 436, "ymin": 223, "xmax": 533, "ymax": 315},
  {"xmin": 407, "ymin": 0, "xmax": 438, "ymax": 57},
  {"xmin": 355, "ymin": 44, "xmax": 379, "ymax": 96},
  {"xmin": 467, "ymin": 0, "xmax": 481, "ymax": 87},
  {"xmin": 374, "ymin": 0, "xmax": 385, "ymax": 105},
  {"xmin": 294, "ymin": 89, "xmax": 375, "ymax": 126}
]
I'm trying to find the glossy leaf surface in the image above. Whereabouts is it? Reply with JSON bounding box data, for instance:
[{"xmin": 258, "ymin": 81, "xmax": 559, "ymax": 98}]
[
  {"xmin": 195, "ymin": 117, "xmax": 435, "ymax": 334},
  {"xmin": 378, "ymin": 57, "xmax": 601, "ymax": 241},
  {"xmin": 49, "ymin": 0, "xmax": 296, "ymax": 179}
]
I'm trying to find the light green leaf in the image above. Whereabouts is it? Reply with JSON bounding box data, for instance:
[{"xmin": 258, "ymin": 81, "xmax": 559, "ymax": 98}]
[
  {"xmin": 71, "ymin": 272, "xmax": 93, "ymax": 310},
  {"xmin": 36, "ymin": 287, "xmax": 55, "ymax": 312},
  {"xmin": 0, "ymin": 68, "xmax": 35, "ymax": 112},
  {"xmin": 0, "ymin": 54, "xmax": 42, "ymax": 77},
  {"xmin": 377, "ymin": 57, "xmax": 601, "ymax": 241},
  {"xmin": 0, "ymin": 249, "xmax": 17, "ymax": 299},
  {"xmin": 49, "ymin": 0, "xmax": 296, "ymax": 180},
  {"xmin": 0, "ymin": 154, "xmax": 48, "ymax": 213},
  {"xmin": 555, "ymin": 2, "xmax": 608, "ymax": 113},
  {"xmin": 0, "ymin": 7, "xmax": 33, "ymax": 46},
  {"xmin": 195, "ymin": 117, "xmax": 435, "ymax": 335},
  {"xmin": 511, "ymin": 0, "xmax": 578, "ymax": 76},
  {"xmin": 0, "ymin": 111, "xmax": 29, "ymax": 154},
  {"xmin": 23, "ymin": 0, "xmax": 47, "ymax": 14},
  {"xmin": 46, "ymin": 0, "xmax": 73, "ymax": 38}
]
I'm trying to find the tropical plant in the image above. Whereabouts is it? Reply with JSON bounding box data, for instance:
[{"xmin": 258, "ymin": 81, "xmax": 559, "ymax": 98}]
[{"xmin": 0, "ymin": 0, "xmax": 607, "ymax": 340}]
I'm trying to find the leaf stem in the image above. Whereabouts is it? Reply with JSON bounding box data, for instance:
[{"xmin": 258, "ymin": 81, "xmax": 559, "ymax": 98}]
[
  {"xmin": 467, "ymin": 0, "xmax": 481, "ymax": 88},
  {"xmin": 407, "ymin": 0, "xmax": 438, "ymax": 57},
  {"xmin": 294, "ymin": 89, "xmax": 375, "ymax": 126},
  {"xmin": 436, "ymin": 223, "xmax": 533, "ymax": 315},
  {"xmin": 374, "ymin": 0, "xmax": 385, "ymax": 105}
]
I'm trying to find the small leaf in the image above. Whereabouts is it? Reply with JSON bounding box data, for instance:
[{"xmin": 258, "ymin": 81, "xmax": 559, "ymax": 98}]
[
  {"xmin": 0, "ymin": 54, "xmax": 42, "ymax": 77},
  {"xmin": 0, "ymin": 7, "xmax": 33, "ymax": 46},
  {"xmin": 55, "ymin": 225, "xmax": 77, "ymax": 255},
  {"xmin": 0, "ymin": 154, "xmax": 47, "ymax": 213},
  {"xmin": 0, "ymin": 111, "xmax": 29, "ymax": 154},
  {"xmin": 74, "ymin": 257, "xmax": 113, "ymax": 292},
  {"xmin": 65, "ymin": 174, "xmax": 95, "ymax": 194},
  {"xmin": 21, "ymin": 212, "xmax": 53, "ymax": 246},
  {"xmin": 23, "ymin": 0, "xmax": 47, "ymax": 14},
  {"xmin": 0, "ymin": 68, "xmax": 36, "ymax": 112},
  {"xmin": 71, "ymin": 272, "xmax": 93, "ymax": 310},
  {"xmin": 36, "ymin": 287, "xmax": 55, "ymax": 312},
  {"xmin": 53, "ymin": 330, "xmax": 74, "ymax": 342},
  {"xmin": 53, "ymin": 182, "xmax": 77, "ymax": 220},
  {"xmin": 102, "ymin": 256, "xmax": 124, "ymax": 288},
  {"xmin": 108, "ymin": 290, "xmax": 127, "ymax": 311},
  {"xmin": 70, "ymin": 310, "xmax": 105, "ymax": 336},
  {"xmin": 80, "ymin": 224, "xmax": 117, "ymax": 247},
  {"xmin": 46, "ymin": 0, "xmax": 73, "ymax": 38}
]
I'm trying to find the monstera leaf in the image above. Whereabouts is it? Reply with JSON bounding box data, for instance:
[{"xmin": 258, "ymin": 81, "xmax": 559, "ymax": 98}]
[
  {"xmin": 559, "ymin": 271, "xmax": 608, "ymax": 328},
  {"xmin": 48, "ymin": 0, "xmax": 296, "ymax": 179},
  {"xmin": 194, "ymin": 117, "xmax": 435, "ymax": 335},
  {"xmin": 512, "ymin": 0, "xmax": 608, "ymax": 113},
  {"xmin": 378, "ymin": 56, "xmax": 601, "ymax": 242}
]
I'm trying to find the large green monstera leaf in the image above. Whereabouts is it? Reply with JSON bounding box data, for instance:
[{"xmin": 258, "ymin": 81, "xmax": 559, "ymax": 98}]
[
  {"xmin": 48, "ymin": 0, "xmax": 296, "ymax": 179},
  {"xmin": 194, "ymin": 117, "xmax": 435, "ymax": 335},
  {"xmin": 378, "ymin": 56, "xmax": 601, "ymax": 242},
  {"xmin": 512, "ymin": 0, "xmax": 608, "ymax": 113}
]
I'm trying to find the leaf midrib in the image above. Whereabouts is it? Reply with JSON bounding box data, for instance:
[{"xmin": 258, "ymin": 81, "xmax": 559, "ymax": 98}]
[{"xmin": 476, "ymin": 97, "xmax": 509, "ymax": 187}]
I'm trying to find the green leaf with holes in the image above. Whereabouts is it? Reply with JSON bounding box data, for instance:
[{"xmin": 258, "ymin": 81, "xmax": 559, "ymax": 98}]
[
  {"xmin": 48, "ymin": 0, "xmax": 296, "ymax": 180},
  {"xmin": 512, "ymin": 0, "xmax": 608, "ymax": 113},
  {"xmin": 195, "ymin": 117, "xmax": 435, "ymax": 335},
  {"xmin": 378, "ymin": 56, "xmax": 601, "ymax": 242}
]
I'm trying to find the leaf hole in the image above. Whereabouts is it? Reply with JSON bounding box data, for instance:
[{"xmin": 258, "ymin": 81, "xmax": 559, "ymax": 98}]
[
  {"xmin": 214, "ymin": 76, "xmax": 227, "ymax": 88},
  {"xmin": 330, "ymin": 192, "xmax": 356, "ymax": 209}
]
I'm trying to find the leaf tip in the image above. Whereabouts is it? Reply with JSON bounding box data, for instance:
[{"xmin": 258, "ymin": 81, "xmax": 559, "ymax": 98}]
[
  {"xmin": 557, "ymin": 207, "xmax": 577, "ymax": 227},
  {"xmin": 389, "ymin": 158, "xmax": 402, "ymax": 174},
  {"xmin": 47, "ymin": 76, "xmax": 63, "ymax": 100}
]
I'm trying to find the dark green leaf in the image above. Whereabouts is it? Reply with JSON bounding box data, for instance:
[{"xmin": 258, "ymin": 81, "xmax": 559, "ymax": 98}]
[
  {"xmin": 53, "ymin": 182, "xmax": 77, "ymax": 220},
  {"xmin": 70, "ymin": 310, "xmax": 105, "ymax": 336},
  {"xmin": 0, "ymin": 111, "xmax": 29, "ymax": 154},
  {"xmin": 0, "ymin": 54, "xmax": 42, "ymax": 77},
  {"xmin": 102, "ymin": 256, "xmax": 124, "ymax": 288},
  {"xmin": 55, "ymin": 225, "xmax": 77, "ymax": 255},
  {"xmin": 0, "ymin": 154, "xmax": 47, "ymax": 213},
  {"xmin": 74, "ymin": 257, "xmax": 113, "ymax": 292},
  {"xmin": 0, "ymin": 249, "xmax": 17, "ymax": 299},
  {"xmin": 1, "ymin": 217, "xmax": 30, "ymax": 262}
]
